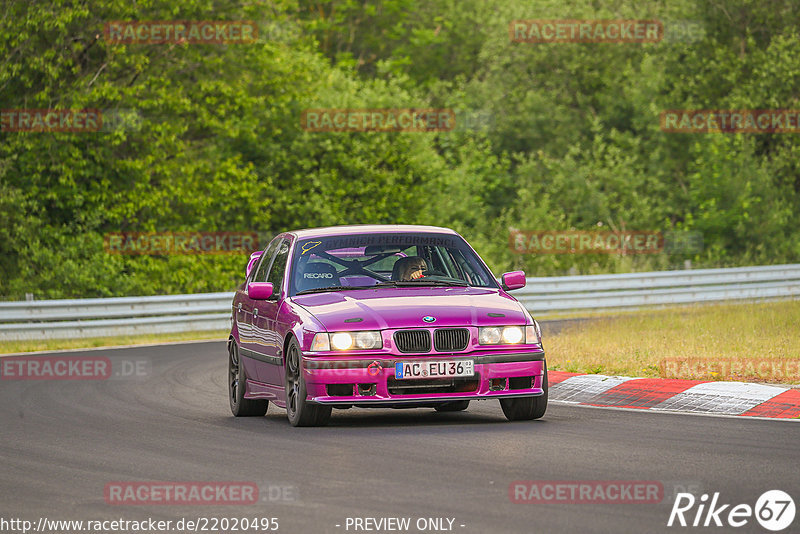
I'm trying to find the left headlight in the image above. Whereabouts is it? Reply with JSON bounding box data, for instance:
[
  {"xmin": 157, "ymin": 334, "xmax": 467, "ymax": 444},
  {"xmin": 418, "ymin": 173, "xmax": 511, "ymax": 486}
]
[
  {"xmin": 310, "ymin": 331, "xmax": 383, "ymax": 351},
  {"xmin": 479, "ymin": 325, "xmax": 539, "ymax": 345}
]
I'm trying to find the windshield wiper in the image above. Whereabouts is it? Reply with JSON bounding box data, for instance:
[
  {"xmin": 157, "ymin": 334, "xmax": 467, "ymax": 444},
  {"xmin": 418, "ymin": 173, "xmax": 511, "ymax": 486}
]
[
  {"xmin": 295, "ymin": 285, "xmax": 375, "ymax": 295},
  {"xmin": 411, "ymin": 280, "xmax": 469, "ymax": 286},
  {"xmin": 375, "ymin": 280, "xmax": 468, "ymax": 287}
]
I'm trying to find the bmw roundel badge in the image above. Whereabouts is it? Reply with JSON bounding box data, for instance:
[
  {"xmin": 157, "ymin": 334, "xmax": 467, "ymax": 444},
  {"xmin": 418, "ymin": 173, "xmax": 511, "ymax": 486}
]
[{"xmin": 422, "ymin": 316, "xmax": 436, "ymax": 323}]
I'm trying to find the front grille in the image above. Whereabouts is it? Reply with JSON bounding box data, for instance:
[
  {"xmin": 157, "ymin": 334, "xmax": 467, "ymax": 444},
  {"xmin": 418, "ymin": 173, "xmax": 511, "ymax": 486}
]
[
  {"xmin": 394, "ymin": 329, "xmax": 431, "ymax": 353},
  {"xmin": 387, "ymin": 376, "xmax": 480, "ymax": 395},
  {"xmin": 434, "ymin": 328, "xmax": 469, "ymax": 352}
]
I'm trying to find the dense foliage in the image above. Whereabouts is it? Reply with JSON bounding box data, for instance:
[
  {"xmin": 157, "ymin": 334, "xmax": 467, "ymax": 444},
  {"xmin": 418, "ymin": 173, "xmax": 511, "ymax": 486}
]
[{"xmin": 2, "ymin": 0, "xmax": 799, "ymax": 298}]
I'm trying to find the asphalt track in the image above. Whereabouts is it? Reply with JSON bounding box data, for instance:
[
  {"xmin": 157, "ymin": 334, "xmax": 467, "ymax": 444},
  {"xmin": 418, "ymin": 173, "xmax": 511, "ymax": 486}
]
[{"xmin": 1, "ymin": 341, "xmax": 798, "ymax": 534}]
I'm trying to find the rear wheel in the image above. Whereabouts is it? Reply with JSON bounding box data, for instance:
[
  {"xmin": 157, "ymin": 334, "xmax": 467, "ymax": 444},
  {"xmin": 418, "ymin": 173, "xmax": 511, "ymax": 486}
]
[
  {"xmin": 229, "ymin": 342, "xmax": 268, "ymax": 417},
  {"xmin": 500, "ymin": 365, "xmax": 548, "ymax": 421},
  {"xmin": 434, "ymin": 400, "xmax": 470, "ymax": 412},
  {"xmin": 285, "ymin": 338, "xmax": 331, "ymax": 427}
]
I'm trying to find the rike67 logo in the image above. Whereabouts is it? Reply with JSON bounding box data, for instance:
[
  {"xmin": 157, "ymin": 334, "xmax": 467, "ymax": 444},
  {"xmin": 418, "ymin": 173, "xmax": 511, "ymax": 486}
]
[{"xmin": 668, "ymin": 490, "xmax": 795, "ymax": 531}]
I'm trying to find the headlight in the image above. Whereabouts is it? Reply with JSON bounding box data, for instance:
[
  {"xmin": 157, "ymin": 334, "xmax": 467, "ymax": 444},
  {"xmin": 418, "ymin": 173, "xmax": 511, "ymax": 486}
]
[
  {"xmin": 310, "ymin": 333, "xmax": 330, "ymax": 351},
  {"xmin": 479, "ymin": 327, "xmax": 502, "ymax": 345},
  {"xmin": 479, "ymin": 325, "xmax": 539, "ymax": 345},
  {"xmin": 311, "ymin": 331, "xmax": 383, "ymax": 351},
  {"xmin": 331, "ymin": 332, "xmax": 354, "ymax": 350},
  {"xmin": 354, "ymin": 331, "xmax": 382, "ymax": 349},
  {"xmin": 502, "ymin": 326, "xmax": 524, "ymax": 344}
]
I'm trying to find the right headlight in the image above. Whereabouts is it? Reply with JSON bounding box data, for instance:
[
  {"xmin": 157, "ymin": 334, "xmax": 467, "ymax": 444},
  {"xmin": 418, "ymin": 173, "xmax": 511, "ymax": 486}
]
[
  {"xmin": 479, "ymin": 325, "xmax": 540, "ymax": 345},
  {"xmin": 310, "ymin": 331, "xmax": 383, "ymax": 351}
]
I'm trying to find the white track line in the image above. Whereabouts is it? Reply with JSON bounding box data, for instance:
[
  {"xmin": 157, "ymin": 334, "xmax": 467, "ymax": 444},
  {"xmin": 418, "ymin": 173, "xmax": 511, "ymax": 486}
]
[
  {"xmin": 549, "ymin": 374, "xmax": 643, "ymax": 403},
  {"xmin": 651, "ymin": 381, "xmax": 788, "ymax": 414},
  {"xmin": 550, "ymin": 400, "xmax": 799, "ymax": 422}
]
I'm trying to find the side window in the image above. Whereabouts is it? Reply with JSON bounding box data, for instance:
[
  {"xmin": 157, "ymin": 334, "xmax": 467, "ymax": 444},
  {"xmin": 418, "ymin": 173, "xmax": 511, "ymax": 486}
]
[
  {"xmin": 251, "ymin": 239, "xmax": 280, "ymax": 283},
  {"xmin": 266, "ymin": 239, "xmax": 291, "ymax": 297}
]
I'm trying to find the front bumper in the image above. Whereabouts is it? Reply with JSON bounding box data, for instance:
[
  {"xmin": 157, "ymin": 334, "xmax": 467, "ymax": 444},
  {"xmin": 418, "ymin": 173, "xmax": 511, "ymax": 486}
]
[{"xmin": 302, "ymin": 351, "xmax": 545, "ymax": 406}]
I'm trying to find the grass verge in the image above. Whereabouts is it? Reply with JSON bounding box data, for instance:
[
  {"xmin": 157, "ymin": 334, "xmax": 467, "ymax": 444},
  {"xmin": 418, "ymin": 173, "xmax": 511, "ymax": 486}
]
[
  {"xmin": 0, "ymin": 330, "xmax": 229, "ymax": 355},
  {"xmin": 546, "ymin": 299, "xmax": 800, "ymax": 385}
]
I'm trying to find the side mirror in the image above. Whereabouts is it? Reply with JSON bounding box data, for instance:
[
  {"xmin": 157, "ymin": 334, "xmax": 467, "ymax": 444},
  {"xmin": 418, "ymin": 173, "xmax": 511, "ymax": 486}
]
[
  {"xmin": 246, "ymin": 251, "xmax": 263, "ymax": 278},
  {"xmin": 247, "ymin": 282, "xmax": 274, "ymax": 300},
  {"xmin": 501, "ymin": 271, "xmax": 526, "ymax": 291}
]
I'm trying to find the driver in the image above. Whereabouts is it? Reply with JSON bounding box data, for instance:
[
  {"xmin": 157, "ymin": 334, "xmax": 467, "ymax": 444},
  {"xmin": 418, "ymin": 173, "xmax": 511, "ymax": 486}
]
[{"xmin": 394, "ymin": 256, "xmax": 428, "ymax": 281}]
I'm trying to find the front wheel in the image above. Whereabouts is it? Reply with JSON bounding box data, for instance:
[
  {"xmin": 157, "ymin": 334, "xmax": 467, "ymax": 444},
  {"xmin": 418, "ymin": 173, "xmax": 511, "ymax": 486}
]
[
  {"xmin": 285, "ymin": 338, "xmax": 331, "ymax": 427},
  {"xmin": 229, "ymin": 342, "xmax": 268, "ymax": 417},
  {"xmin": 500, "ymin": 365, "xmax": 548, "ymax": 421}
]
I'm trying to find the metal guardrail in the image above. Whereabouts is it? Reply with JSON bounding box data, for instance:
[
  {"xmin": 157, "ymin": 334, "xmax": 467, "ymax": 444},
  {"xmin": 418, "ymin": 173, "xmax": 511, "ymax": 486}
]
[
  {"xmin": 515, "ymin": 264, "xmax": 800, "ymax": 313},
  {"xmin": 1, "ymin": 264, "xmax": 799, "ymax": 341},
  {"xmin": 0, "ymin": 293, "xmax": 232, "ymax": 341}
]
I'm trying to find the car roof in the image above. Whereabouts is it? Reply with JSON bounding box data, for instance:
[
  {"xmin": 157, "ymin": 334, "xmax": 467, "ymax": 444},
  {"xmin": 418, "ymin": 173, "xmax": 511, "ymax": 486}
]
[{"xmin": 286, "ymin": 224, "xmax": 460, "ymax": 240}]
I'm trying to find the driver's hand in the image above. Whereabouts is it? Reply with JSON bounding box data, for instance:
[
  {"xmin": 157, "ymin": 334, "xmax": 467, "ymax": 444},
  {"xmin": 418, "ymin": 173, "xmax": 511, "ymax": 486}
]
[{"xmin": 410, "ymin": 269, "xmax": 424, "ymax": 279}]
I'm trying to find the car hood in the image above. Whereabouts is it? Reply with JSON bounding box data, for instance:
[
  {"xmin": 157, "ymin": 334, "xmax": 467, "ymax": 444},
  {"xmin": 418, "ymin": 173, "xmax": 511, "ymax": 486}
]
[{"xmin": 290, "ymin": 286, "xmax": 528, "ymax": 331}]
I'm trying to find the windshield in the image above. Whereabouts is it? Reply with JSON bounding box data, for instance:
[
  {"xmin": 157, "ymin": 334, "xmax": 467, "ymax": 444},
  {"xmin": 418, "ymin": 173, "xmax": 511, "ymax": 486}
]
[{"xmin": 289, "ymin": 232, "xmax": 497, "ymax": 296}]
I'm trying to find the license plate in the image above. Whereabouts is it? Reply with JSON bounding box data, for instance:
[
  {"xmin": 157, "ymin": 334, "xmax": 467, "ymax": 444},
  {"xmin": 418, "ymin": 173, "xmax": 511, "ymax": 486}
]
[{"xmin": 394, "ymin": 359, "xmax": 474, "ymax": 380}]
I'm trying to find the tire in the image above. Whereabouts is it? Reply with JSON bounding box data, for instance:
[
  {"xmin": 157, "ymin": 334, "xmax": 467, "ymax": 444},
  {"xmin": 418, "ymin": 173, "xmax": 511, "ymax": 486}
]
[
  {"xmin": 285, "ymin": 338, "xmax": 331, "ymax": 427},
  {"xmin": 434, "ymin": 400, "xmax": 470, "ymax": 412},
  {"xmin": 500, "ymin": 364, "xmax": 548, "ymax": 421},
  {"xmin": 229, "ymin": 341, "xmax": 268, "ymax": 417}
]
